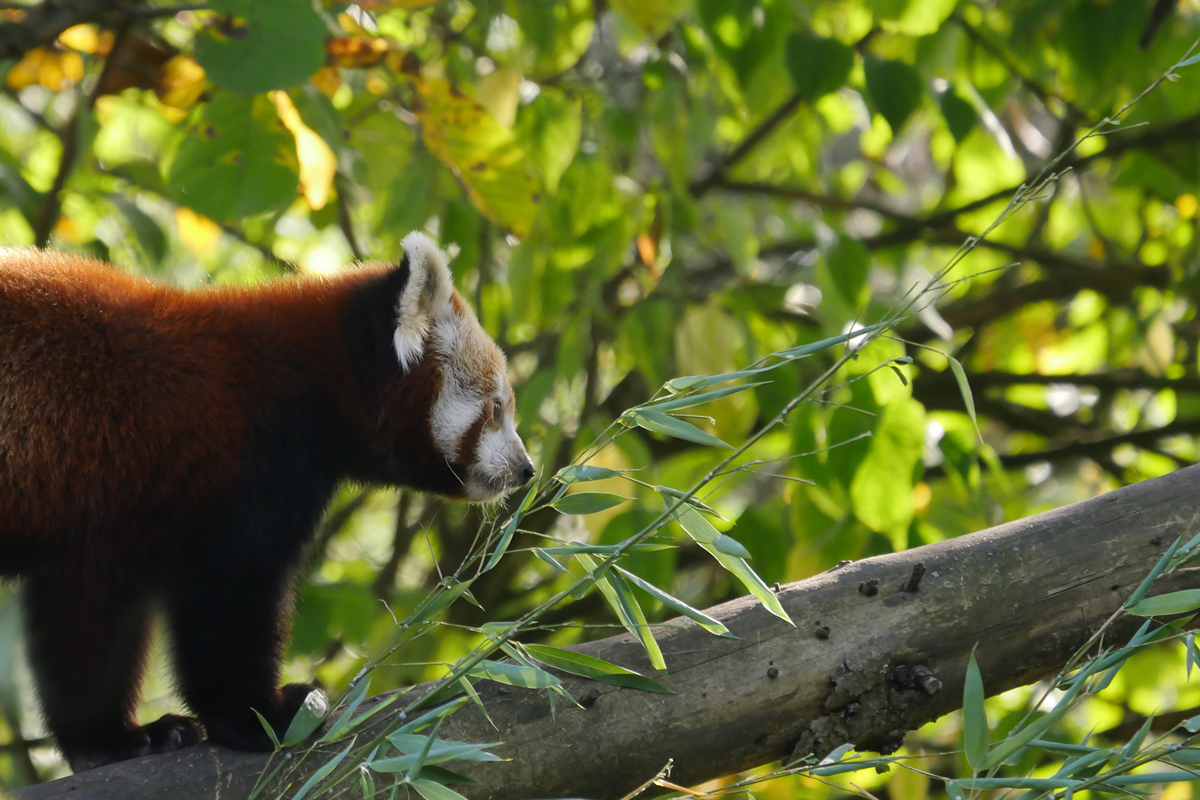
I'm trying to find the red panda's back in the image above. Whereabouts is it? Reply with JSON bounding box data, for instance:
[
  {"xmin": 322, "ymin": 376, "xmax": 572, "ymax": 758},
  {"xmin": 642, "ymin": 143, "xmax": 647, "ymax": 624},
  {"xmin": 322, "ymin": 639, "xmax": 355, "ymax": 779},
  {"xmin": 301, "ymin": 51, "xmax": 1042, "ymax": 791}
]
[{"xmin": 0, "ymin": 251, "xmax": 252, "ymax": 547}]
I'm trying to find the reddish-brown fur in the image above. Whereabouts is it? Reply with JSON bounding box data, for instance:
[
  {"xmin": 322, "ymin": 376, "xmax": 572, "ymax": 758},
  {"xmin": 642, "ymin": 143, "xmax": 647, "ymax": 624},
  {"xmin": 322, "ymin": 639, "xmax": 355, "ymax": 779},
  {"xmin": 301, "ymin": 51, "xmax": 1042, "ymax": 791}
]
[{"xmin": 0, "ymin": 249, "xmax": 480, "ymax": 770}]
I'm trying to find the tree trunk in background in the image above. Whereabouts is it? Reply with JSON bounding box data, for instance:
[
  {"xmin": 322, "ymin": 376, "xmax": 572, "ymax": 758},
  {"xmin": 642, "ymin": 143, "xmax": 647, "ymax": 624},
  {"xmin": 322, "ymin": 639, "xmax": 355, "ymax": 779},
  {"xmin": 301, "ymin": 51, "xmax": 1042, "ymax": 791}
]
[{"xmin": 16, "ymin": 464, "xmax": 1200, "ymax": 800}]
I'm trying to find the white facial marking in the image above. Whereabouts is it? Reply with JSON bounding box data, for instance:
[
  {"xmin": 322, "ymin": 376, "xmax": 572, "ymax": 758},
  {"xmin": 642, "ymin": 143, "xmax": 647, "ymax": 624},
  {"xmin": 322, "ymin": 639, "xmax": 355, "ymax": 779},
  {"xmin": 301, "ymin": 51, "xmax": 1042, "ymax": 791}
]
[{"xmin": 393, "ymin": 232, "xmax": 454, "ymax": 371}]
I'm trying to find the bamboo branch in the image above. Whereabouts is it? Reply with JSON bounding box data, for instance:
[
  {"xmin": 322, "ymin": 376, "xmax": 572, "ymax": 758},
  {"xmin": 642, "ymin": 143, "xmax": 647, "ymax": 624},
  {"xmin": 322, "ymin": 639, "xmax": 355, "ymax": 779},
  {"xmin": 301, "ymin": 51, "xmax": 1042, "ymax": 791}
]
[{"xmin": 16, "ymin": 464, "xmax": 1200, "ymax": 800}]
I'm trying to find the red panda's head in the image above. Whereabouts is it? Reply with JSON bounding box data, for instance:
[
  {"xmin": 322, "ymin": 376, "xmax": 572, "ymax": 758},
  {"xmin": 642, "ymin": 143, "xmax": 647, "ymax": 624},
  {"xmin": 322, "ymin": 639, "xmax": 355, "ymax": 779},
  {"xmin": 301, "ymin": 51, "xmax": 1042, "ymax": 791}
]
[{"xmin": 361, "ymin": 232, "xmax": 533, "ymax": 503}]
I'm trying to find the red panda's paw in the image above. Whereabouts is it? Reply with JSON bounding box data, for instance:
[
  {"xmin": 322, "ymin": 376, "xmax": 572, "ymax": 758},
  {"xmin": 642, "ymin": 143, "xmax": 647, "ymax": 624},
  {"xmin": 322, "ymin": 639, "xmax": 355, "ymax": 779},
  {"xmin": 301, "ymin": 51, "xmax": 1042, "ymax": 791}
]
[
  {"xmin": 62, "ymin": 716, "xmax": 205, "ymax": 772},
  {"xmin": 142, "ymin": 713, "xmax": 206, "ymax": 752}
]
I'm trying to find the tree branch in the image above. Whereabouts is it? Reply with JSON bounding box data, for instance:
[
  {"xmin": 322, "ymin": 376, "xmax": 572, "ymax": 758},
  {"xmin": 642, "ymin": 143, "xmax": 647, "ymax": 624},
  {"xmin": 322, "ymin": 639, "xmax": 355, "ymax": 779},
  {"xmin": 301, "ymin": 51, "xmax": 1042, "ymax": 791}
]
[{"xmin": 16, "ymin": 464, "xmax": 1200, "ymax": 800}]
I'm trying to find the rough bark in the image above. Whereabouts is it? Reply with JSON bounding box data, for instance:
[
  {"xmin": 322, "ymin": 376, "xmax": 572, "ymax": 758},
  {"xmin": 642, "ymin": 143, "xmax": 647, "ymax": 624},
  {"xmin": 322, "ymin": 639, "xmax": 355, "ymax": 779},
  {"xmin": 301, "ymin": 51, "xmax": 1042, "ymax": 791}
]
[{"xmin": 15, "ymin": 464, "xmax": 1200, "ymax": 800}]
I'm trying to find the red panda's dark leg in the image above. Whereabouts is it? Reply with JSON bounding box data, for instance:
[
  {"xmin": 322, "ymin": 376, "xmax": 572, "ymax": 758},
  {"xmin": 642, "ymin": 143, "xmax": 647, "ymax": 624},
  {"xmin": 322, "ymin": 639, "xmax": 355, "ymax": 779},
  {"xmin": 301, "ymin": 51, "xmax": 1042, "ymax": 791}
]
[
  {"xmin": 22, "ymin": 565, "xmax": 203, "ymax": 771},
  {"xmin": 165, "ymin": 560, "xmax": 321, "ymax": 751}
]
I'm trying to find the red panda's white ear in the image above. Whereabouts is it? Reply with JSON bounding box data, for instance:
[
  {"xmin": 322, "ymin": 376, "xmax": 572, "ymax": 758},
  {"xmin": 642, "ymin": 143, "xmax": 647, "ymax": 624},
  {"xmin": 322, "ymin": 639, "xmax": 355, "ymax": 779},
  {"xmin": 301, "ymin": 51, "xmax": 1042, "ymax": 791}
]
[{"xmin": 394, "ymin": 231, "xmax": 454, "ymax": 371}]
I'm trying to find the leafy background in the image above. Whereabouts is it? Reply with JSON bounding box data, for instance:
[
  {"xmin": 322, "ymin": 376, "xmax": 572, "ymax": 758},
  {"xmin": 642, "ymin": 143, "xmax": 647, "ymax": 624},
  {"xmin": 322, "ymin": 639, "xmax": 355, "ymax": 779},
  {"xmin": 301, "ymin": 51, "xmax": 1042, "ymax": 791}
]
[{"xmin": 4, "ymin": 0, "xmax": 1200, "ymax": 796}]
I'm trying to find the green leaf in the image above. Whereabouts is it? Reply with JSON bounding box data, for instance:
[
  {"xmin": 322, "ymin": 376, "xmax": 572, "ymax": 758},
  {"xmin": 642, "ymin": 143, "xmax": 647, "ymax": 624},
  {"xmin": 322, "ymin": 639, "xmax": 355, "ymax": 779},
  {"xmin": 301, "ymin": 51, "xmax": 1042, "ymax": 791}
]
[
  {"xmin": 577, "ymin": 553, "xmax": 666, "ymax": 670},
  {"xmin": 290, "ymin": 738, "xmax": 355, "ymax": 800},
  {"xmin": 712, "ymin": 534, "xmax": 752, "ymax": 560},
  {"xmin": 386, "ymin": 734, "xmax": 502, "ymax": 763},
  {"xmin": 253, "ymin": 708, "xmax": 281, "ymax": 750},
  {"xmin": 522, "ymin": 644, "xmax": 671, "ymax": 692},
  {"xmin": 411, "ymin": 780, "xmax": 470, "ymax": 800},
  {"xmin": 641, "ymin": 382, "xmax": 767, "ymax": 413},
  {"xmin": 1126, "ymin": 589, "xmax": 1200, "ymax": 617},
  {"xmin": 107, "ymin": 194, "xmax": 167, "ymax": 264},
  {"xmin": 937, "ymin": 85, "xmax": 978, "ymax": 143},
  {"xmin": 674, "ymin": 507, "xmax": 792, "ymax": 624},
  {"xmin": 281, "ymin": 688, "xmax": 329, "ymax": 747},
  {"xmin": 195, "ymin": 0, "xmax": 327, "ymax": 95},
  {"xmin": 393, "ymin": 697, "xmax": 470, "ymax": 736},
  {"xmin": 863, "ymin": 56, "xmax": 924, "ymax": 134},
  {"xmin": 483, "ymin": 485, "xmax": 536, "ymax": 572},
  {"xmin": 168, "ymin": 93, "xmax": 298, "ymax": 221},
  {"xmin": 822, "ymin": 234, "xmax": 871, "ymax": 310},
  {"xmin": 849, "ymin": 397, "xmax": 926, "ymax": 544},
  {"xmin": 614, "ymin": 566, "xmax": 733, "ymax": 638},
  {"xmin": 625, "ymin": 409, "xmax": 733, "ymax": 449},
  {"xmin": 785, "ymin": 29, "xmax": 855, "ymax": 101},
  {"xmin": 320, "ymin": 676, "xmax": 371, "ymax": 742},
  {"xmin": 555, "ymin": 465, "xmax": 625, "ymax": 483},
  {"xmin": 551, "ymin": 492, "xmax": 631, "ymax": 515},
  {"xmin": 513, "ymin": 88, "xmax": 581, "ymax": 194},
  {"xmin": 467, "ymin": 659, "xmax": 561, "ymax": 689},
  {"xmin": 946, "ymin": 357, "xmax": 980, "ymax": 439},
  {"xmin": 962, "ymin": 649, "xmax": 988, "ymax": 771},
  {"xmin": 410, "ymin": 579, "xmax": 475, "ymax": 626},
  {"xmin": 775, "ymin": 321, "xmax": 889, "ymax": 359}
]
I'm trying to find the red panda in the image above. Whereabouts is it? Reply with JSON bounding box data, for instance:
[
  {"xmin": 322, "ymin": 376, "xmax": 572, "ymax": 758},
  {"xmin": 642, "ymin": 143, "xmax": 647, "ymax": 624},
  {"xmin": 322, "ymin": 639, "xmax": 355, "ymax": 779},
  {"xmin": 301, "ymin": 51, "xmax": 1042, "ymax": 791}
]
[{"xmin": 0, "ymin": 232, "xmax": 533, "ymax": 772}]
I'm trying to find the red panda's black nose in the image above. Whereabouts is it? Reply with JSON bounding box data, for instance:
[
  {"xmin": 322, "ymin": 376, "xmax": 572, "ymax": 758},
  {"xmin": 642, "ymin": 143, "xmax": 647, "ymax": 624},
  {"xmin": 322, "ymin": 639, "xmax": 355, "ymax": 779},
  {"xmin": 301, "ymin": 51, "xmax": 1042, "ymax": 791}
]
[{"xmin": 517, "ymin": 459, "xmax": 535, "ymax": 485}]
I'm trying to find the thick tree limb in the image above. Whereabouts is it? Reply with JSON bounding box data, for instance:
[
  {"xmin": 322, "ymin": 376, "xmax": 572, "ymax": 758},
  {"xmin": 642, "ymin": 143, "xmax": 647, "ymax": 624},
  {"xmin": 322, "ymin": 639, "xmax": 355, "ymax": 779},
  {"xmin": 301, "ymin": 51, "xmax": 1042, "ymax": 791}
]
[{"xmin": 16, "ymin": 465, "xmax": 1200, "ymax": 800}]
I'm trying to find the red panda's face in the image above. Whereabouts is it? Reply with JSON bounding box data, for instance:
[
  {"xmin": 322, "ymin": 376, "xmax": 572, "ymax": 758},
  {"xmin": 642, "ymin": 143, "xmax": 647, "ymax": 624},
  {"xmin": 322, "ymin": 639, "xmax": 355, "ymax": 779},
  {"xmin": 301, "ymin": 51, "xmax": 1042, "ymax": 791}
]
[{"xmin": 390, "ymin": 233, "xmax": 534, "ymax": 503}]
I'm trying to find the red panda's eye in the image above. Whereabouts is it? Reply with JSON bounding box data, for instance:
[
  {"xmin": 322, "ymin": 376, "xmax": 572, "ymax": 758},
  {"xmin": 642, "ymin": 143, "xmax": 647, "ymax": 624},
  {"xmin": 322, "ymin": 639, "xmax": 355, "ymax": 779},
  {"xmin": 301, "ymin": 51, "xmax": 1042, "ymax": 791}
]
[{"xmin": 492, "ymin": 398, "xmax": 503, "ymax": 421}]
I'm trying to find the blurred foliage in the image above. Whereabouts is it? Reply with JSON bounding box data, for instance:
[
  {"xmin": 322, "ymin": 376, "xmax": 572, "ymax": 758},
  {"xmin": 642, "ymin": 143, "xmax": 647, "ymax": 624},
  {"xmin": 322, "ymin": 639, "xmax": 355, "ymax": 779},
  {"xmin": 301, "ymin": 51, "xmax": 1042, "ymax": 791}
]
[{"xmin": 4, "ymin": 0, "xmax": 1200, "ymax": 796}]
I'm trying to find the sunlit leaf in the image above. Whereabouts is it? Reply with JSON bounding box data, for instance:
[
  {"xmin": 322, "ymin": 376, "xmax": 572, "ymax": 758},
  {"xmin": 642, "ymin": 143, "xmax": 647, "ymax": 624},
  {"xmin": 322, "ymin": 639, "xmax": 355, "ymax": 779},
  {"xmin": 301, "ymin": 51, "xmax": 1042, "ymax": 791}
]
[{"xmin": 412, "ymin": 76, "xmax": 541, "ymax": 238}]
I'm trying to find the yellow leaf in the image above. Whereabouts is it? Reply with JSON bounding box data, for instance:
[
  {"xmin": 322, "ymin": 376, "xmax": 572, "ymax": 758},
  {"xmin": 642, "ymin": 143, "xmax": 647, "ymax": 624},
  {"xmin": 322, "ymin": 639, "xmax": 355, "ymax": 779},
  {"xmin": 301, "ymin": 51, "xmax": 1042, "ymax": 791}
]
[
  {"xmin": 271, "ymin": 90, "xmax": 337, "ymax": 211},
  {"xmin": 156, "ymin": 55, "xmax": 208, "ymax": 111},
  {"xmin": 175, "ymin": 207, "xmax": 221, "ymax": 255},
  {"xmin": 1177, "ymin": 193, "xmax": 1197, "ymax": 220},
  {"xmin": 310, "ymin": 66, "xmax": 341, "ymax": 98},
  {"xmin": 476, "ymin": 67, "xmax": 521, "ymax": 128},
  {"xmin": 6, "ymin": 48, "xmax": 44, "ymax": 90},
  {"xmin": 412, "ymin": 76, "xmax": 540, "ymax": 238},
  {"xmin": 59, "ymin": 24, "xmax": 99, "ymax": 53}
]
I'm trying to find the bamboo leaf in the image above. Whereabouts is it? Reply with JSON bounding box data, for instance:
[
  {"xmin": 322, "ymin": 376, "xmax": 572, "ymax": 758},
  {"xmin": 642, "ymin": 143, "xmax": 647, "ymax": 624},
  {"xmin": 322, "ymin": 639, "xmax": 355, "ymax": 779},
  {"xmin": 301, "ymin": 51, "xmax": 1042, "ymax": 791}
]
[
  {"xmin": 578, "ymin": 553, "xmax": 666, "ymax": 670},
  {"xmin": 1127, "ymin": 589, "xmax": 1200, "ymax": 616},
  {"xmin": 551, "ymin": 492, "xmax": 631, "ymax": 515},
  {"xmin": 962, "ymin": 648, "xmax": 988, "ymax": 772},
  {"xmin": 946, "ymin": 356, "xmax": 980, "ymax": 439},
  {"xmin": 320, "ymin": 676, "xmax": 372, "ymax": 742},
  {"xmin": 555, "ymin": 464, "xmax": 625, "ymax": 483},
  {"xmin": 614, "ymin": 566, "xmax": 733, "ymax": 638},
  {"xmin": 674, "ymin": 507, "xmax": 791, "ymax": 624},
  {"xmin": 289, "ymin": 738, "xmax": 355, "ymax": 800},
  {"xmin": 522, "ymin": 644, "xmax": 671, "ymax": 692},
  {"xmin": 641, "ymin": 382, "xmax": 767, "ymax": 413},
  {"xmin": 467, "ymin": 659, "xmax": 561, "ymax": 689},
  {"xmin": 282, "ymin": 688, "xmax": 329, "ymax": 747},
  {"xmin": 483, "ymin": 485, "xmax": 536, "ymax": 573},
  {"xmin": 625, "ymin": 409, "xmax": 733, "ymax": 449}
]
